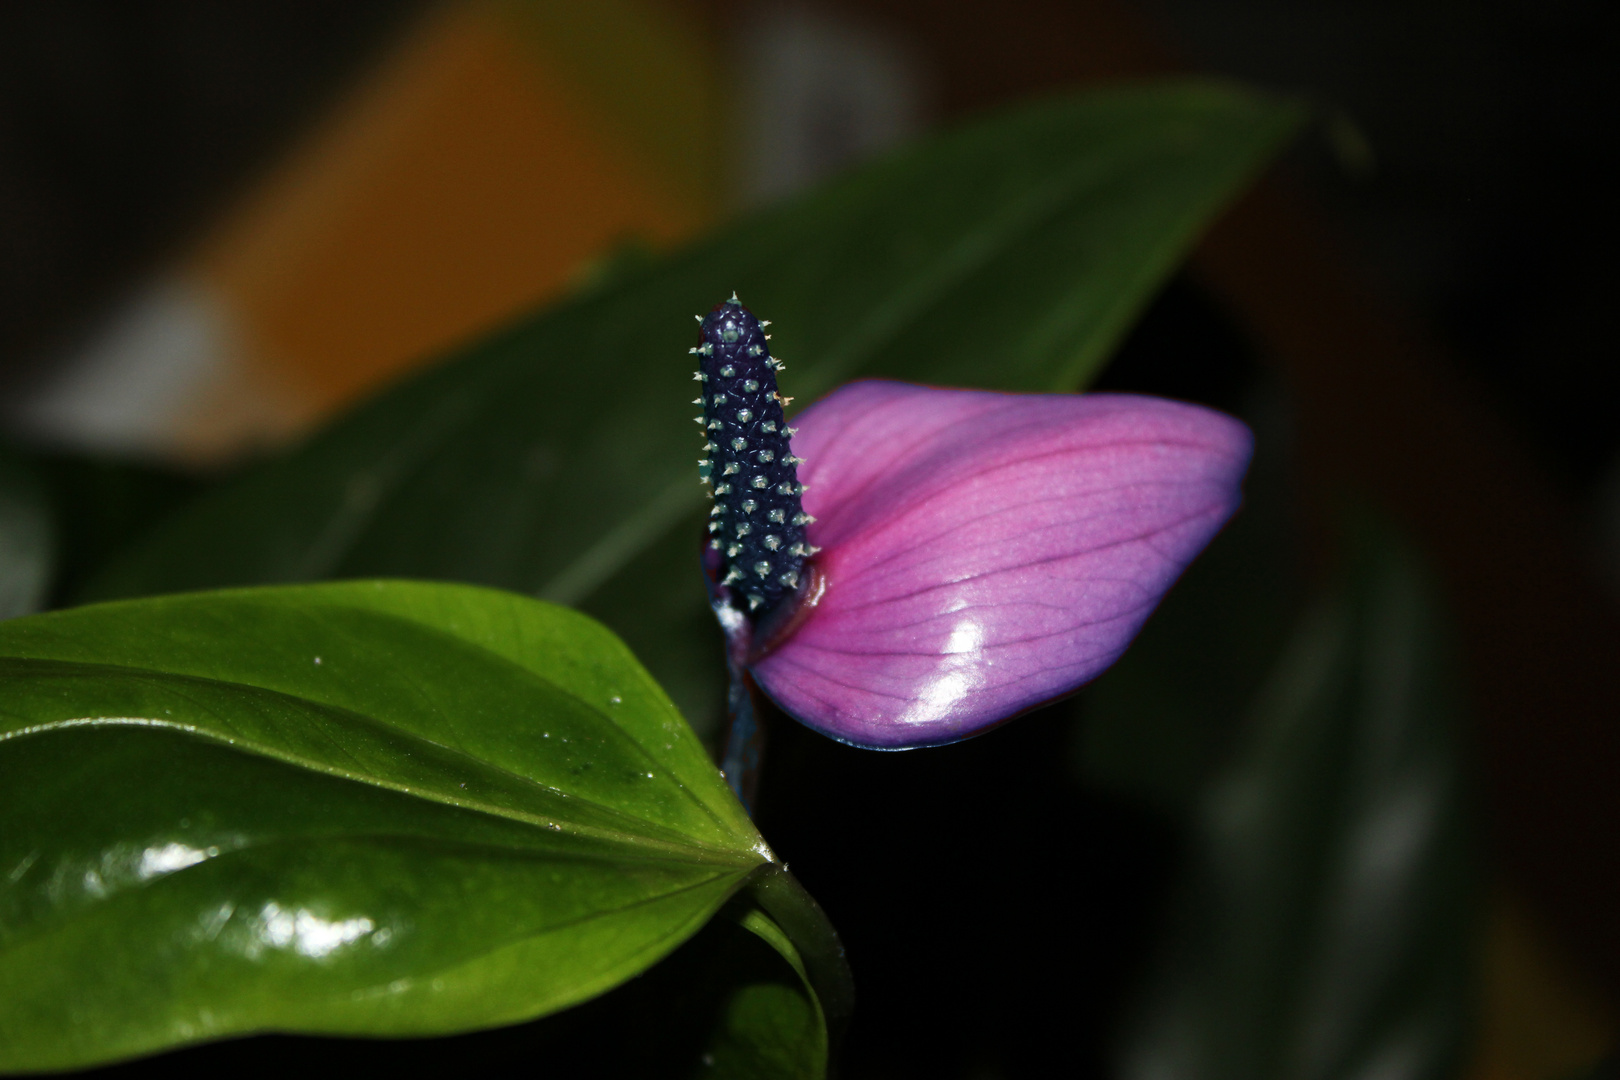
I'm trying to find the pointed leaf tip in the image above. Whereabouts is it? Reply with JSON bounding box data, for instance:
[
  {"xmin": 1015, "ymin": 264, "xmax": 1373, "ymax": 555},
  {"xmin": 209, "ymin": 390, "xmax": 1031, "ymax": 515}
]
[{"xmin": 751, "ymin": 381, "xmax": 1254, "ymax": 748}]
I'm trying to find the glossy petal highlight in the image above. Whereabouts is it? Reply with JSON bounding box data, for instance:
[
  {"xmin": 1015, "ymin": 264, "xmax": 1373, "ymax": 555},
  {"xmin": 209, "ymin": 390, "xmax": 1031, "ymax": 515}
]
[{"xmin": 750, "ymin": 381, "xmax": 1253, "ymax": 748}]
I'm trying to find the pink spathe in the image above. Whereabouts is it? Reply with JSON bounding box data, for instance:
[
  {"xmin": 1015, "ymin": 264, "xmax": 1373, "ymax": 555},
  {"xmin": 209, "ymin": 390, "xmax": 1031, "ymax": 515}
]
[{"xmin": 748, "ymin": 380, "xmax": 1253, "ymax": 749}]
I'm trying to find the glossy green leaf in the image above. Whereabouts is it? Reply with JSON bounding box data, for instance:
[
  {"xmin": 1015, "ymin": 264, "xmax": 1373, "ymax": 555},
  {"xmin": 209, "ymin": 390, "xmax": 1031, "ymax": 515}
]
[
  {"xmin": 83, "ymin": 82, "xmax": 1303, "ymax": 733},
  {"xmin": 1116, "ymin": 524, "xmax": 1477, "ymax": 1080},
  {"xmin": 0, "ymin": 580, "xmax": 821, "ymax": 1072},
  {"xmin": 0, "ymin": 448, "xmax": 52, "ymax": 620}
]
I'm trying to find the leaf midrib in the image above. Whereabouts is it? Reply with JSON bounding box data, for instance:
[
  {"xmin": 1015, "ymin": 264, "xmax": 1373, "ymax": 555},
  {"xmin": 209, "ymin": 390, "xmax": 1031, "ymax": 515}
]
[
  {"xmin": 267, "ymin": 592, "xmax": 740, "ymax": 838},
  {"xmin": 0, "ymin": 662, "xmax": 757, "ymax": 867},
  {"xmin": 4, "ymin": 594, "xmax": 751, "ymax": 849}
]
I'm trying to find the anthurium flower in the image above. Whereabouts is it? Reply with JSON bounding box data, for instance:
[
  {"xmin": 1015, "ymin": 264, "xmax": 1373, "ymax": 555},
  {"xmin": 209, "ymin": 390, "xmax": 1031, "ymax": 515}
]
[{"xmin": 693, "ymin": 298, "xmax": 1252, "ymax": 750}]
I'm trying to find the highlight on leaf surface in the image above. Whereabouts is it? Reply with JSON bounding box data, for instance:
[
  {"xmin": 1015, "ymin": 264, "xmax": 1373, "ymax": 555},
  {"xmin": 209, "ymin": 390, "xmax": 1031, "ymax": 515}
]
[{"xmin": 0, "ymin": 581, "xmax": 842, "ymax": 1073}]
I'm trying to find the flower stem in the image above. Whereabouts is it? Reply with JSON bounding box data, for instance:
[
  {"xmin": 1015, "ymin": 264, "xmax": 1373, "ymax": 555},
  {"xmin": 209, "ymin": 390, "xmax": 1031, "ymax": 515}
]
[
  {"xmin": 719, "ymin": 656, "xmax": 766, "ymax": 813},
  {"xmin": 747, "ymin": 866, "xmax": 855, "ymax": 1070}
]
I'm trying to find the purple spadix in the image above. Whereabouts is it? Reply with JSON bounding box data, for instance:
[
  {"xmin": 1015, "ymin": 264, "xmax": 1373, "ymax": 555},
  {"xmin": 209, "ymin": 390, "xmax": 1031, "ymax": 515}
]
[
  {"xmin": 693, "ymin": 297, "xmax": 812, "ymax": 625},
  {"xmin": 694, "ymin": 301, "xmax": 1253, "ymax": 750}
]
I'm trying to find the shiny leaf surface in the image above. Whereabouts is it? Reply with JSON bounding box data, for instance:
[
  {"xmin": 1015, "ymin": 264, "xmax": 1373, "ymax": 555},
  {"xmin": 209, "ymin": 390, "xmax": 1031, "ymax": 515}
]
[
  {"xmin": 65, "ymin": 890, "xmax": 834, "ymax": 1078},
  {"xmin": 0, "ymin": 581, "xmax": 787, "ymax": 1072},
  {"xmin": 1117, "ymin": 524, "xmax": 1477, "ymax": 1080},
  {"xmin": 84, "ymin": 82, "xmax": 1303, "ymax": 734}
]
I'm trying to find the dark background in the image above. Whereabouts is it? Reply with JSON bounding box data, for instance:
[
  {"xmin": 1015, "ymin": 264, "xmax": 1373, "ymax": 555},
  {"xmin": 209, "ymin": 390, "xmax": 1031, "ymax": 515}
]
[{"xmin": 3, "ymin": 1, "xmax": 1617, "ymax": 500}]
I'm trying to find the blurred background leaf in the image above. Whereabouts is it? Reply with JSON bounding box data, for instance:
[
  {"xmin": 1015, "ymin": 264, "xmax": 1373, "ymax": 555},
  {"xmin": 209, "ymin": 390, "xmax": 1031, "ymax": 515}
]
[
  {"xmin": 1115, "ymin": 520, "xmax": 1477, "ymax": 1080},
  {"xmin": 0, "ymin": 446, "xmax": 52, "ymax": 619},
  {"xmin": 34, "ymin": 454, "xmax": 206, "ymax": 609},
  {"xmin": 0, "ymin": 442, "xmax": 208, "ymax": 620},
  {"xmin": 80, "ymin": 81, "xmax": 1303, "ymax": 740}
]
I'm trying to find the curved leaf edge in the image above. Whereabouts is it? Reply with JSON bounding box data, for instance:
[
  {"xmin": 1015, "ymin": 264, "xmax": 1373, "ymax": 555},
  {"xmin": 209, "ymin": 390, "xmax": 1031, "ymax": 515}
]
[
  {"xmin": 746, "ymin": 868, "xmax": 854, "ymax": 1068},
  {"xmin": 1, "ymin": 579, "xmax": 761, "ymax": 855}
]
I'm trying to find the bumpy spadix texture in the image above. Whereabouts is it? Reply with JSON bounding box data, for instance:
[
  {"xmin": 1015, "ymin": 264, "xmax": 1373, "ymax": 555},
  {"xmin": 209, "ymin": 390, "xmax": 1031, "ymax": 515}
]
[
  {"xmin": 749, "ymin": 380, "xmax": 1252, "ymax": 749},
  {"xmin": 694, "ymin": 299, "xmax": 809, "ymax": 621}
]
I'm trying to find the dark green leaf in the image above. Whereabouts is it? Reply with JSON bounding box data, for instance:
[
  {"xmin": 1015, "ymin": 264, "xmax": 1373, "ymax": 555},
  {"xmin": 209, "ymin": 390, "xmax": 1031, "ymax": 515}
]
[
  {"xmin": 0, "ymin": 444, "xmax": 206, "ymax": 620},
  {"xmin": 445, "ymin": 896, "xmax": 830, "ymax": 1080},
  {"xmin": 1567, "ymin": 1052, "xmax": 1620, "ymax": 1080},
  {"xmin": 33, "ymin": 452, "xmax": 206, "ymax": 609},
  {"xmin": 699, "ymin": 904, "xmax": 828, "ymax": 1080},
  {"xmin": 83, "ymin": 82, "xmax": 1303, "ymax": 734},
  {"xmin": 0, "ymin": 580, "xmax": 804, "ymax": 1072},
  {"xmin": 0, "ymin": 448, "xmax": 52, "ymax": 620},
  {"xmin": 1115, "ymin": 523, "xmax": 1478, "ymax": 1080}
]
